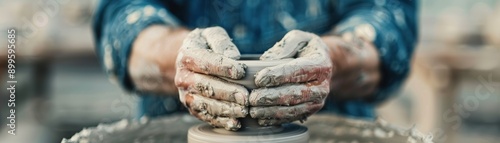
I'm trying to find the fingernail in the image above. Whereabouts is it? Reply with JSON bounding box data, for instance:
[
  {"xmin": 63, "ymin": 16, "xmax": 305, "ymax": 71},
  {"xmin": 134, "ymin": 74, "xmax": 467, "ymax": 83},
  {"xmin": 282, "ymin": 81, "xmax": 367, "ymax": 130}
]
[
  {"xmin": 234, "ymin": 92, "xmax": 248, "ymax": 106},
  {"xmin": 249, "ymin": 108, "xmax": 261, "ymax": 118},
  {"xmin": 226, "ymin": 120, "xmax": 240, "ymax": 131},
  {"xmin": 232, "ymin": 105, "xmax": 247, "ymax": 117},
  {"xmin": 240, "ymin": 108, "xmax": 248, "ymax": 116},
  {"xmin": 230, "ymin": 64, "xmax": 246, "ymax": 79},
  {"xmin": 256, "ymin": 76, "xmax": 270, "ymax": 87},
  {"xmin": 224, "ymin": 50, "xmax": 240, "ymax": 60}
]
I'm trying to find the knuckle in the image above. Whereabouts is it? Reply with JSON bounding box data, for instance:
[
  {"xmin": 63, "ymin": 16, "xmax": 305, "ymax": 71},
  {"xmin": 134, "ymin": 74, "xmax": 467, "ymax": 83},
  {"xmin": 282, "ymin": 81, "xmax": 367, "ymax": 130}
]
[
  {"xmin": 174, "ymin": 73, "xmax": 183, "ymax": 86},
  {"xmin": 174, "ymin": 70, "xmax": 189, "ymax": 87},
  {"xmin": 313, "ymin": 89, "xmax": 329, "ymax": 101},
  {"xmin": 183, "ymin": 94, "xmax": 195, "ymax": 108}
]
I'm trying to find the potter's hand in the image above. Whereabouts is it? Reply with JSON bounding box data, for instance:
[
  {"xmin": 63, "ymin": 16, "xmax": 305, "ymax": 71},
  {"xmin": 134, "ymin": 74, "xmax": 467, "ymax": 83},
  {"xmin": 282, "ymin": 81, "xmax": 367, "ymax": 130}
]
[
  {"xmin": 249, "ymin": 30, "xmax": 333, "ymax": 126},
  {"xmin": 175, "ymin": 27, "xmax": 249, "ymax": 131}
]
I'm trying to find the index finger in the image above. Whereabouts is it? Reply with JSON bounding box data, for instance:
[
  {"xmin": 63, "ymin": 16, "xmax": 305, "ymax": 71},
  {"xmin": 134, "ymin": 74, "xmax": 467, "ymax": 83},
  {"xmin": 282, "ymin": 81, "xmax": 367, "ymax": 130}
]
[
  {"xmin": 249, "ymin": 80, "xmax": 329, "ymax": 106},
  {"xmin": 177, "ymin": 49, "xmax": 246, "ymax": 79}
]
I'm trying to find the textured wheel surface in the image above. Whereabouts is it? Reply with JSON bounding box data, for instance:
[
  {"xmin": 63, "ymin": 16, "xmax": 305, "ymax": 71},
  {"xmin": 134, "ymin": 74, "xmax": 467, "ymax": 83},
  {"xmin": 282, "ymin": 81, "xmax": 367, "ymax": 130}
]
[{"xmin": 188, "ymin": 123, "xmax": 309, "ymax": 143}]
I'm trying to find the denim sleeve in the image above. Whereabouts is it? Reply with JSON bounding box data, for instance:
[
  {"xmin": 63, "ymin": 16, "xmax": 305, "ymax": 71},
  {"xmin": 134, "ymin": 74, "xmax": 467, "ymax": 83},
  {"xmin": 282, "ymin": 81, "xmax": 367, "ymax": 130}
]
[
  {"xmin": 92, "ymin": 0, "xmax": 180, "ymax": 91},
  {"xmin": 334, "ymin": 0, "xmax": 418, "ymax": 104}
]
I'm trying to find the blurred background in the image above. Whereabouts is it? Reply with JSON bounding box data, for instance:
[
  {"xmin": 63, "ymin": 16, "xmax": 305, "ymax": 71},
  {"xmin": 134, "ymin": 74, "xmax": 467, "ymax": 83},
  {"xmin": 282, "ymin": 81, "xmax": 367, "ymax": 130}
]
[{"xmin": 0, "ymin": 0, "xmax": 499, "ymax": 142}]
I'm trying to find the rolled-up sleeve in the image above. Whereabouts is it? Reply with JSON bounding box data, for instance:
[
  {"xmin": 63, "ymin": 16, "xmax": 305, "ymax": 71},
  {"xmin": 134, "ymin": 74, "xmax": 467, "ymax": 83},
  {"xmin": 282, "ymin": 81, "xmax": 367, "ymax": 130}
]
[
  {"xmin": 334, "ymin": 0, "xmax": 418, "ymax": 103},
  {"xmin": 92, "ymin": 0, "xmax": 180, "ymax": 91}
]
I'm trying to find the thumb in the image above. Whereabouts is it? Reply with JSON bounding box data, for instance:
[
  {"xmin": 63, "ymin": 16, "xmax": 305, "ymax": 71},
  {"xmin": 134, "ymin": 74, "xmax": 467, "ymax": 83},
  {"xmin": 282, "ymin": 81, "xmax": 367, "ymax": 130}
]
[
  {"xmin": 202, "ymin": 26, "xmax": 241, "ymax": 60},
  {"xmin": 260, "ymin": 30, "xmax": 314, "ymax": 60}
]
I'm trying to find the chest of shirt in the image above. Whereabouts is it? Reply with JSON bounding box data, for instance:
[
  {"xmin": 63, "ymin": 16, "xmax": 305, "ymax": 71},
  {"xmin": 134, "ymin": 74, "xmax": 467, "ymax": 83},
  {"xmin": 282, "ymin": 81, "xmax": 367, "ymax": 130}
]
[{"xmin": 168, "ymin": 0, "xmax": 337, "ymax": 54}]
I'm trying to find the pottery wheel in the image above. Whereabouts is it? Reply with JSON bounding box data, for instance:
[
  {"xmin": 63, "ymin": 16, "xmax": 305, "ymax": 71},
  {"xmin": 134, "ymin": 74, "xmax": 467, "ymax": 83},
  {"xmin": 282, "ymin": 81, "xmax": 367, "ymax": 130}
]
[{"xmin": 188, "ymin": 123, "xmax": 308, "ymax": 143}]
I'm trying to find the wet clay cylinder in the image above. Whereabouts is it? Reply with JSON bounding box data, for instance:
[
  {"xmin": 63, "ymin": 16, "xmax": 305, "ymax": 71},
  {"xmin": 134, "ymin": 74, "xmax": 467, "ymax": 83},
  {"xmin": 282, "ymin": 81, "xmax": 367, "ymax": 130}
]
[{"xmin": 188, "ymin": 55, "xmax": 309, "ymax": 143}]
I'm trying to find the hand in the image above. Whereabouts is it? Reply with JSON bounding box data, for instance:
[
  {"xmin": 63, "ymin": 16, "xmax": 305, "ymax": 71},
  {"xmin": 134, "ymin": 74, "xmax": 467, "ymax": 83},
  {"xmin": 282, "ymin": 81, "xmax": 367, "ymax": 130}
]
[
  {"xmin": 129, "ymin": 25, "xmax": 189, "ymax": 94},
  {"xmin": 249, "ymin": 30, "xmax": 333, "ymax": 126},
  {"xmin": 321, "ymin": 35, "xmax": 380, "ymax": 100},
  {"xmin": 174, "ymin": 27, "xmax": 249, "ymax": 131}
]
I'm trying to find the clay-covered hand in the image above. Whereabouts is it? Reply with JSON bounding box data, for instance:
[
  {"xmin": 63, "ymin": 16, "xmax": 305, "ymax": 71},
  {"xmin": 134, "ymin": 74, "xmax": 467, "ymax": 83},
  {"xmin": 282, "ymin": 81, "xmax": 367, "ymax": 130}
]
[
  {"xmin": 175, "ymin": 27, "xmax": 249, "ymax": 131},
  {"xmin": 249, "ymin": 30, "xmax": 333, "ymax": 126}
]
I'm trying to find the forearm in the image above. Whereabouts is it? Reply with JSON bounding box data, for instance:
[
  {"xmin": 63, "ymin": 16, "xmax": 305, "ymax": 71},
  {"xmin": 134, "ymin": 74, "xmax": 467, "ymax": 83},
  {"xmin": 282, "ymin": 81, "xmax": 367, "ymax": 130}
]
[
  {"xmin": 321, "ymin": 35, "xmax": 380, "ymax": 100},
  {"xmin": 129, "ymin": 25, "xmax": 189, "ymax": 95},
  {"xmin": 330, "ymin": 0, "xmax": 418, "ymax": 103},
  {"xmin": 92, "ymin": 0, "xmax": 181, "ymax": 92}
]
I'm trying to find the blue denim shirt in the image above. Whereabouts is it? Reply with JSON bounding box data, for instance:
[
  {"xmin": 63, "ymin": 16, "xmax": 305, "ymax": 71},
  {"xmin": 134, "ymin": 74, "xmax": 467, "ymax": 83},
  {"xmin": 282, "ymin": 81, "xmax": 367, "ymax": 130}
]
[{"xmin": 92, "ymin": 0, "xmax": 418, "ymax": 119}]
